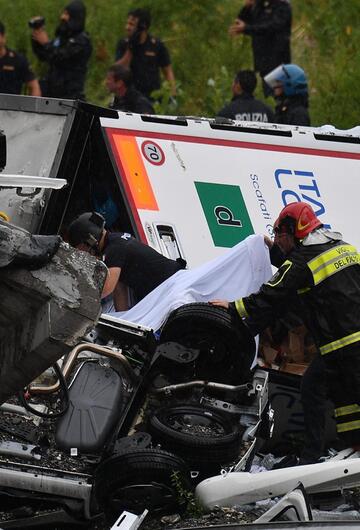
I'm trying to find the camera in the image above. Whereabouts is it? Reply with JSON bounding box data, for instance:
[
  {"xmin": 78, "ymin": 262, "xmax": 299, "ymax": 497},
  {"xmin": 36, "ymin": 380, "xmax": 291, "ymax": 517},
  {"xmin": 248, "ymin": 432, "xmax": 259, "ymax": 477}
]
[{"xmin": 28, "ymin": 16, "xmax": 45, "ymax": 30}]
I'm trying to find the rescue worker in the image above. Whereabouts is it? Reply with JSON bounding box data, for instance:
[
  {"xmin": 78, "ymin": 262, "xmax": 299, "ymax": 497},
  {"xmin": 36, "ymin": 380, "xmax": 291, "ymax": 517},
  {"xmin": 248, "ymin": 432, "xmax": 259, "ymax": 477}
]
[
  {"xmin": 212, "ymin": 202, "xmax": 360, "ymax": 456},
  {"xmin": 31, "ymin": 0, "xmax": 92, "ymax": 99},
  {"xmin": 217, "ymin": 69, "xmax": 274, "ymax": 122},
  {"xmin": 106, "ymin": 64, "xmax": 154, "ymax": 114},
  {"xmin": 229, "ymin": 0, "xmax": 291, "ymax": 95},
  {"xmin": 115, "ymin": 8, "xmax": 176, "ymax": 100},
  {"xmin": 0, "ymin": 21, "xmax": 41, "ymax": 96},
  {"xmin": 264, "ymin": 63, "xmax": 311, "ymax": 126},
  {"xmin": 67, "ymin": 212, "xmax": 186, "ymax": 311}
]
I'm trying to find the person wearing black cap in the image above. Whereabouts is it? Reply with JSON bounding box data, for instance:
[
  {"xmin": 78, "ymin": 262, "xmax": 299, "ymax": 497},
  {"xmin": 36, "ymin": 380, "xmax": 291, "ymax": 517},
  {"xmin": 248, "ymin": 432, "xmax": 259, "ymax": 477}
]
[
  {"xmin": 115, "ymin": 8, "xmax": 176, "ymax": 100},
  {"xmin": 217, "ymin": 70, "xmax": 274, "ymax": 122},
  {"xmin": 31, "ymin": 0, "xmax": 92, "ymax": 99},
  {"xmin": 0, "ymin": 21, "xmax": 41, "ymax": 96},
  {"xmin": 106, "ymin": 64, "xmax": 154, "ymax": 114}
]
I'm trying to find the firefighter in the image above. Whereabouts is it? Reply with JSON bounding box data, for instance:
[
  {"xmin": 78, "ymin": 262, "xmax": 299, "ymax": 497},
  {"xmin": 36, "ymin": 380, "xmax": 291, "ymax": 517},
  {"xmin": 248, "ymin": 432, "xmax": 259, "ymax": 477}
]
[
  {"xmin": 212, "ymin": 202, "xmax": 360, "ymax": 455},
  {"xmin": 264, "ymin": 63, "xmax": 311, "ymax": 126}
]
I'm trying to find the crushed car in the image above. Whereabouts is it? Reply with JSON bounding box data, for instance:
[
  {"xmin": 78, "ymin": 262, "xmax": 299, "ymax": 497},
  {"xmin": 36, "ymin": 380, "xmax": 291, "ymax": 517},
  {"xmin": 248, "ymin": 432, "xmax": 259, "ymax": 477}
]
[{"xmin": 1, "ymin": 94, "xmax": 360, "ymax": 528}]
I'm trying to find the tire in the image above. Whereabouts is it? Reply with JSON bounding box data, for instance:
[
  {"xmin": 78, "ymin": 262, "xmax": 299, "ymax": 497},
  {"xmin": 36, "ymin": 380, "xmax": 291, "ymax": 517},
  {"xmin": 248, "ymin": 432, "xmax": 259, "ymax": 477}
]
[
  {"xmin": 94, "ymin": 448, "xmax": 191, "ymax": 520},
  {"xmin": 158, "ymin": 303, "xmax": 255, "ymax": 384},
  {"xmin": 148, "ymin": 405, "xmax": 242, "ymax": 466}
]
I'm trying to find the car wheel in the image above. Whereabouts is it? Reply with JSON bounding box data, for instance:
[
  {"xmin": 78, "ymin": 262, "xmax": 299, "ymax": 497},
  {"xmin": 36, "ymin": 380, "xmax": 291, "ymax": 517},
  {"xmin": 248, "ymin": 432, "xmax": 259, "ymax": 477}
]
[
  {"xmin": 94, "ymin": 448, "xmax": 190, "ymax": 520},
  {"xmin": 148, "ymin": 405, "xmax": 242, "ymax": 466},
  {"xmin": 158, "ymin": 303, "xmax": 255, "ymax": 384}
]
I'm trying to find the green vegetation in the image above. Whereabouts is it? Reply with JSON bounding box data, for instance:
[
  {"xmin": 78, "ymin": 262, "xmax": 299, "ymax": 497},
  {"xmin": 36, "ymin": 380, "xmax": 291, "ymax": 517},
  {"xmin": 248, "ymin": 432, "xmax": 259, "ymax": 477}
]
[
  {"xmin": 1, "ymin": 0, "xmax": 360, "ymax": 128},
  {"xmin": 171, "ymin": 470, "xmax": 204, "ymax": 517}
]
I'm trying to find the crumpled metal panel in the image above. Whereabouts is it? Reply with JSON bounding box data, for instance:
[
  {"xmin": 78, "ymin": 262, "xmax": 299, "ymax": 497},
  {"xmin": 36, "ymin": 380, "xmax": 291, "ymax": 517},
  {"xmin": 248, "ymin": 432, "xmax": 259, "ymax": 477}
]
[
  {"xmin": 0, "ymin": 108, "xmax": 68, "ymax": 233},
  {"xmin": 0, "ymin": 235, "xmax": 107, "ymax": 404}
]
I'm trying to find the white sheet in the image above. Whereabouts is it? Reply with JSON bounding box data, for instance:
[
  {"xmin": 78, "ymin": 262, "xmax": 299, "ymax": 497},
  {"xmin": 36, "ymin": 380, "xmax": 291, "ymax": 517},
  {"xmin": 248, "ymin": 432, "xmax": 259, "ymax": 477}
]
[{"xmin": 108, "ymin": 234, "xmax": 272, "ymax": 332}]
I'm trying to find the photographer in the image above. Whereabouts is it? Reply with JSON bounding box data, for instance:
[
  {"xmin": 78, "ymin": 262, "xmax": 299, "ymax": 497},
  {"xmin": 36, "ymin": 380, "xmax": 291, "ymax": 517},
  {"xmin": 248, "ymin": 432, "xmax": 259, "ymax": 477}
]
[
  {"xmin": 115, "ymin": 8, "xmax": 176, "ymax": 100},
  {"xmin": 0, "ymin": 21, "xmax": 41, "ymax": 96},
  {"xmin": 30, "ymin": 0, "xmax": 92, "ymax": 99}
]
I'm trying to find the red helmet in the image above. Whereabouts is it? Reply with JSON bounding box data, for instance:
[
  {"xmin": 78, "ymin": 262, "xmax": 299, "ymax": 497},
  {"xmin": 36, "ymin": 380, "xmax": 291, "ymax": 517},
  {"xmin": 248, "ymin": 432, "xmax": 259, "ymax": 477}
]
[{"xmin": 274, "ymin": 202, "xmax": 322, "ymax": 239}]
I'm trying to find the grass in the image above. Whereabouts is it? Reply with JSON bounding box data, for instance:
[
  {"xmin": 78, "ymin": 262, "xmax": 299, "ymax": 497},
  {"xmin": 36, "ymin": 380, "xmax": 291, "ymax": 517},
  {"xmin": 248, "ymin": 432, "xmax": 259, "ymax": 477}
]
[{"xmin": 1, "ymin": 0, "xmax": 360, "ymax": 128}]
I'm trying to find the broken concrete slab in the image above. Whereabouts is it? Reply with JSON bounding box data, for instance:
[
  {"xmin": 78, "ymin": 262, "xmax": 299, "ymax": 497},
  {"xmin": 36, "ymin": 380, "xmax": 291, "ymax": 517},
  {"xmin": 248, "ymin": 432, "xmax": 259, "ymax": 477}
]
[{"xmin": 0, "ymin": 222, "xmax": 107, "ymax": 404}]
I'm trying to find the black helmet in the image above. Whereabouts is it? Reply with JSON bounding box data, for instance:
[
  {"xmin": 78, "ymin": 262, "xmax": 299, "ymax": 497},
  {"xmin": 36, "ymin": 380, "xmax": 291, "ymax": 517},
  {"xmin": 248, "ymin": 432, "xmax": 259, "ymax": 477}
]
[{"xmin": 67, "ymin": 212, "xmax": 105, "ymax": 249}]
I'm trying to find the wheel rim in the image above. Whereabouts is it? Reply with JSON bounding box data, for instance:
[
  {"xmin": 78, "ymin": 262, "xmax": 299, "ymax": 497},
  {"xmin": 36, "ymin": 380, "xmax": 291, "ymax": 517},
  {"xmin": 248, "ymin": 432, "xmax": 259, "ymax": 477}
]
[
  {"xmin": 107, "ymin": 482, "xmax": 177, "ymax": 514},
  {"xmin": 165, "ymin": 411, "xmax": 227, "ymax": 437}
]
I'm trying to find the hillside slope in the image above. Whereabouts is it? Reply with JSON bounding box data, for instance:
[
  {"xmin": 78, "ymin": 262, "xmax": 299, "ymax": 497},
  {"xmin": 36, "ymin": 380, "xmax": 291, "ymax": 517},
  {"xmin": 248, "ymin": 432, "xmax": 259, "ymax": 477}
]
[{"xmin": 0, "ymin": 0, "xmax": 359, "ymax": 128}]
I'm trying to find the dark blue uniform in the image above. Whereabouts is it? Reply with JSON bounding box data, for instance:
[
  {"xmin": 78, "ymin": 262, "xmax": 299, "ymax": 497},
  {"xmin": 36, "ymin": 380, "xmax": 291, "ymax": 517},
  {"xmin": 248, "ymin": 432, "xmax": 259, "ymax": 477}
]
[
  {"xmin": 110, "ymin": 86, "xmax": 154, "ymax": 114},
  {"xmin": 115, "ymin": 35, "xmax": 171, "ymax": 99},
  {"xmin": 239, "ymin": 0, "xmax": 292, "ymax": 77},
  {"xmin": 0, "ymin": 48, "xmax": 35, "ymax": 94},
  {"xmin": 217, "ymin": 93, "xmax": 275, "ymax": 122},
  {"xmin": 275, "ymin": 95, "xmax": 311, "ymax": 126}
]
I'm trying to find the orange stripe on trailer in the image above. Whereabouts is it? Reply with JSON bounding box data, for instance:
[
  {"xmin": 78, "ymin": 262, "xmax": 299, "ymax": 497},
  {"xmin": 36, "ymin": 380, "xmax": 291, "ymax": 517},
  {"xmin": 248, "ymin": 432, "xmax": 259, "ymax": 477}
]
[{"xmin": 112, "ymin": 134, "xmax": 159, "ymax": 211}]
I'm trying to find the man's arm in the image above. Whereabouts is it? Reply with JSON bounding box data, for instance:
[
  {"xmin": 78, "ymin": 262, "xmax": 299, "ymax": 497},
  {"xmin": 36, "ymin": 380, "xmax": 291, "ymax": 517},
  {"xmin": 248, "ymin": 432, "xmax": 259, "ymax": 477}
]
[
  {"xmin": 31, "ymin": 29, "xmax": 52, "ymax": 62},
  {"xmin": 26, "ymin": 79, "xmax": 41, "ymax": 96},
  {"xmin": 102, "ymin": 266, "xmax": 121, "ymax": 298},
  {"xmin": 116, "ymin": 48, "xmax": 132, "ymax": 67},
  {"xmin": 161, "ymin": 64, "xmax": 176, "ymax": 96},
  {"xmin": 229, "ymin": 0, "xmax": 255, "ymax": 35},
  {"xmin": 18, "ymin": 54, "xmax": 41, "ymax": 96},
  {"xmin": 113, "ymin": 281, "xmax": 129, "ymax": 311},
  {"xmin": 212, "ymin": 254, "xmax": 312, "ymax": 334},
  {"xmin": 115, "ymin": 38, "xmax": 136, "ymax": 67}
]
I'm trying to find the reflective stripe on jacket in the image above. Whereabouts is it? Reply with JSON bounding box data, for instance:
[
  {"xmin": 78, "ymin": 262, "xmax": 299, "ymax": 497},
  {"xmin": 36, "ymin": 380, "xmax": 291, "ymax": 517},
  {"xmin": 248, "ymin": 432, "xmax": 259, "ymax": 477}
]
[{"xmin": 234, "ymin": 239, "xmax": 360, "ymax": 355}]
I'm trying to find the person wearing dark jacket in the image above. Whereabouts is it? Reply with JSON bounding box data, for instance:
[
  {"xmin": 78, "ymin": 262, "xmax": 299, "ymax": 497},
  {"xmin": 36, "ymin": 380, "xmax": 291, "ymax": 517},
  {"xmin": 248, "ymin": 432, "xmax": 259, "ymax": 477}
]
[
  {"xmin": 0, "ymin": 21, "xmax": 41, "ymax": 96},
  {"xmin": 265, "ymin": 63, "xmax": 310, "ymax": 126},
  {"xmin": 31, "ymin": 0, "xmax": 92, "ymax": 99},
  {"xmin": 115, "ymin": 8, "xmax": 176, "ymax": 100},
  {"xmin": 67, "ymin": 212, "xmax": 186, "ymax": 310},
  {"xmin": 217, "ymin": 70, "xmax": 274, "ymax": 122},
  {"xmin": 230, "ymin": 0, "xmax": 291, "ymax": 94},
  {"xmin": 212, "ymin": 202, "xmax": 360, "ymax": 457},
  {"xmin": 106, "ymin": 63, "xmax": 154, "ymax": 114}
]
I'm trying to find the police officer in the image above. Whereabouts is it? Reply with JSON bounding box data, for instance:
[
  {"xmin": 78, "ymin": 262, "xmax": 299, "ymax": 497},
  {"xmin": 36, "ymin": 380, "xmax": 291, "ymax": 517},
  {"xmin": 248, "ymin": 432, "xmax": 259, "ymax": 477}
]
[
  {"xmin": 106, "ymin": 64, "xmax": 154, "ymax": 114},
  {"xmin": 217, "ymin": 70, "xmax": 274, "ymax": 122},
  {"xmin": 115, "ymin": 8, "xmax": 176, "ymax": 100},
  {"xmin": 31, "ymin": 0, "xmax": 92, "ymax": 99},
  {"xmin": 212, "ymin": 202, "xmax": 360, "ymax": 456},
  {"xmin": 230, "ymin": 0, "xmax": 291, "ymax": 95},
  {"xmin": 0, "ymin": 22, "xmax": 41, "ymax": 96},
  {"xmin": 265, "ymin": 63, "xmax": 310, "ymax": 126},
  {"xmin": 67, "ymin": 212, "xmax": 186, "ymax": 311}
]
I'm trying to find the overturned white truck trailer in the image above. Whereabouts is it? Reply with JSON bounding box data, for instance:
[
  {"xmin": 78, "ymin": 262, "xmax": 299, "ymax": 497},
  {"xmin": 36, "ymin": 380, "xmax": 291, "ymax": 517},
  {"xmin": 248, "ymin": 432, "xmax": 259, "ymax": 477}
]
[{"xmin": 1, "ymin": 94, "xmax": 360, "ymax": 454}]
